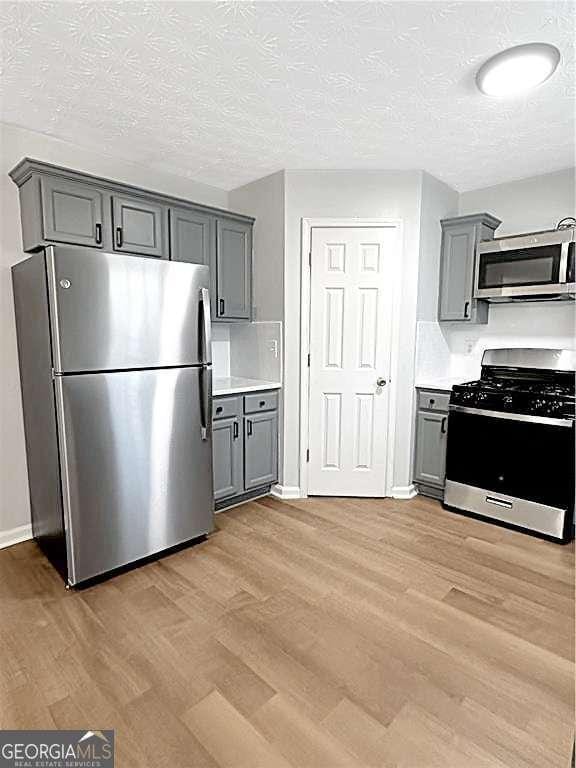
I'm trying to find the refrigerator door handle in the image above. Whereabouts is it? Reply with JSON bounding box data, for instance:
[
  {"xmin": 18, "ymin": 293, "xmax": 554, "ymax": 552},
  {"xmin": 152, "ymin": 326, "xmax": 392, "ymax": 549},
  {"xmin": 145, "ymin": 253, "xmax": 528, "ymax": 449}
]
[
  {"xmin": 199, "ymin": 365, "xmax": 212, "ymax": 441},
  {"xmin": 200, "ymin": 287, "xmax": 212, "ymax": 365}
]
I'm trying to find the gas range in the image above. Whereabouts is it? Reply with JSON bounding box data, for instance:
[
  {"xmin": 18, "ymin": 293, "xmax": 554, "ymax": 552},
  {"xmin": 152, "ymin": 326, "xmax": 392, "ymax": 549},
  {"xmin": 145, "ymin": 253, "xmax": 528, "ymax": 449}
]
[
  {"xmin": 444, "ymin": 348, "xmax": 575, "ymax": 543},
  {"xmin": 451, "ymin": 373, "xmax": 575, "ymax": 420}
]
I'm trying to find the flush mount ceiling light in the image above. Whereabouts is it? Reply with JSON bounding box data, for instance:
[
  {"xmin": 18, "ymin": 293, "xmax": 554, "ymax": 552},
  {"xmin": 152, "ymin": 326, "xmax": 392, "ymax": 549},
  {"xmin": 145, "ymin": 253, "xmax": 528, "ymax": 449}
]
[{"xmin": 476, "ymin": 43, "xmax": 561, "ymax": 97}]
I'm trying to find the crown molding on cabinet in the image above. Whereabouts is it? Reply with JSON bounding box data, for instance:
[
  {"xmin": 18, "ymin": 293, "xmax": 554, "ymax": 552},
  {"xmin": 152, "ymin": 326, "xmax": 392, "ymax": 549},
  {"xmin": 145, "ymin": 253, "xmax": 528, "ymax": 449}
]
[{"xmin": 9, "ymin": 157, "xmax": 254, "ymax": 225}]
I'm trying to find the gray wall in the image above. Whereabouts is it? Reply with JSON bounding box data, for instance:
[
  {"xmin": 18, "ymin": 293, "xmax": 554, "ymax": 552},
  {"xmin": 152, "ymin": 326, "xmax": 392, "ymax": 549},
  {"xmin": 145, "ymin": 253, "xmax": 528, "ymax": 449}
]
[
  {"xmin": 228, "ymin": 171, "xmax": 285, "ymax": 323},
  {"xmin": 0, "ymin": 122, "xmax": 228, "ymax": 542},
  {"xmin": 283, "ymin": 170, "xmax": 423, "ymax": 496},
  {"xmin": 417, "ymin": 172, "xmax": 459, "ymax": 321},
  {"xmin": 459, "ymin": 168, "xmax": 575, "ymax": 236}
]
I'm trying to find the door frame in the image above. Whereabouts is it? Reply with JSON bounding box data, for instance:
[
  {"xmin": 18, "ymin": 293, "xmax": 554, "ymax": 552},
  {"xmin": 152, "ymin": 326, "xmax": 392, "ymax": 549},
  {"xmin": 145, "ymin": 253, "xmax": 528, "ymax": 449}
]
[{"xmin": 299, "ymin": 217, "xmax": 404, "ymax": 498}]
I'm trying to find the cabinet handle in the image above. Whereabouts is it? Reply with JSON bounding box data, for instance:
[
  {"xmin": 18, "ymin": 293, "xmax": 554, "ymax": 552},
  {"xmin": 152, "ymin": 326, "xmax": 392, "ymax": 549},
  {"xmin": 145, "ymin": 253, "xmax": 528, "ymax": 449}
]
[
  {"xmin": 216, "ymin": 406, "xmax": 223, "ymax": 414},
  {"xmin": 219, "ymin": 298, "xmax": 225, "ymax": 316},
  {"xmin": 115, "ymin": 227, "xmax": 123, "ymax": 248},
  {"xmin": 441, "ymin": 416, "xmax": 447, "ymax": 434},
  {"xmin": 95, "ymin": 223, "xmax": 102, "ymax": 245},
  {"xmin": 464, "ymin": 301, "xmax": 470, "ymax": 318},
  {"xmin": 259, "ymin": 400, "xmax": 266, "ymax": 408},
  {"xmin": 233, "ymin": 421, "xmax": 238, "ymax": 439},
  {"xmin": 247, "ymin": 419, "xmax": 253, "ymax": 437}
]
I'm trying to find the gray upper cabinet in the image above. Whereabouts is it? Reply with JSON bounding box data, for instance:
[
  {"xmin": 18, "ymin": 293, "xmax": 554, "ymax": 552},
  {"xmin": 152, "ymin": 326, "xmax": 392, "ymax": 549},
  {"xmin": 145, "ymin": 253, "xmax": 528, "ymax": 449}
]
[
  {"xmin": 112, "ymin": 194, "xmax": 168, "ymax": 258},
  {"xmin": 11, "ymin": 159, "xmax": 254, "ymax": 310},
  {"xmin": 212, "ymin": 416, "xmax": 243, "ymax": 501},
  {"xmin": 438, "ymin": 213, "xmax": 501, "ymax": 324},
  {"xmin": 414, "ymin": 410, "xmax": 447, "ymax": 488},
  {"xmin": 41, "ymin": 177, "xmax": 104, "ymax": 248},
  {"xmin": 216, "ymin": 218, "xmax": 252, "ymax": 320},
  {"xmin": 170, "ymin": 207, "xmax": 214, "ymax": 266},
  {"xmin": 244, "ymin": 410, "xmax": 278, "ymax": 490}
]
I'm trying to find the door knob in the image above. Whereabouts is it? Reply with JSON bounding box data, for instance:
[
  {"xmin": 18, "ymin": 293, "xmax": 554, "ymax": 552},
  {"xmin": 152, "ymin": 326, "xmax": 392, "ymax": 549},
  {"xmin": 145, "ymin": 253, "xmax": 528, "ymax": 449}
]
[{"xmin": 376, "ymin": 377, "xmax": 387, "ymax": 387}]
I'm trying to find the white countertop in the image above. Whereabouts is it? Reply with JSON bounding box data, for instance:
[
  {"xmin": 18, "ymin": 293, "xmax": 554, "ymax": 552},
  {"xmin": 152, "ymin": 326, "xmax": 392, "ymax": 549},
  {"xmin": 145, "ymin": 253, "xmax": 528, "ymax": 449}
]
[
  {"xmin": 415, "ymin": 376, "xmax": 472, "ymax": 392},
  {"xmin": 213, "ymin": 377, "xmax": 282, "ymax": 396}
]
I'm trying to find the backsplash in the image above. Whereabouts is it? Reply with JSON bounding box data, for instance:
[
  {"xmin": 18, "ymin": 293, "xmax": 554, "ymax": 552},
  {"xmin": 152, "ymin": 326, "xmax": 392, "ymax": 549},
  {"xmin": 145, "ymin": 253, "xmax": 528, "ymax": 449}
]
[
  {"xmin": 230, "ymin": 321, "xmax": 282, "ymax": 382},
  {"xmin": 211, "ymin": 321, "xmax": 283, "ymax": 382},
  {"xmin": 212, "ymin": 325, "xmax": 231, "ymax": 377},
  {"xmin": 416, "ymin": 302, "xmax": 576, "ymax": 382}
]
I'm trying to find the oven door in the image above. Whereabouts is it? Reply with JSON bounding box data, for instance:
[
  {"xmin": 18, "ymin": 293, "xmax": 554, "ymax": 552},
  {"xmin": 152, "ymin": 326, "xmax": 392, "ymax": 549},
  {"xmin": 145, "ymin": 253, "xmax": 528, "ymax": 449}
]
[
  {"xmin": 445, "ymin": 407, "xmax": 575, "ymax": 539},
  {"xmin": 475, "ymin": 232, "xmax": 574, "ymax": 299}
]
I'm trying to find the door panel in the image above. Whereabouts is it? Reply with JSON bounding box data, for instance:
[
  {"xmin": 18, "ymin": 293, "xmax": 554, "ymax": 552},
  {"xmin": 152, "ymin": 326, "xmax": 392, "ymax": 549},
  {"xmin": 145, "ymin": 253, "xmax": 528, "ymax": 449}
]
[
  {"xmin": 113, "ymin": 194, "xmax": 167, "ymax": 258},
  {"xmin": 212, "ymin": 416, "xmax": 242, "ymax": 501},
  {"xmin": 216, "ymin": 219, "xmax": 251, "ymax": 319},
  {"xmin": 47, "ymin": 247, "xmax": 210, "ymax": 372},
  {"xmin": 414, "ymin": 411, "xmax": 447, "ymax": 487},
  {"xmin": 244, "ymin": 412, "xmax": 278, "ymax": 490},
  {"xmin": 439, "ymin": 225, "xmax": 474, "ymax": 320},
  {"xmin": 55, "ymin": 367, "xmax": 214, "ymax": 585},
  {"xmin": 170, "ymin": 207, "xmax": 214, "ymax": 266},
  {"xmin": 41, "ymin": 177, "xmax": 103, "ymax": 248},
  {"xmin": 308, "ymin": 227, "xmax": 397, "ymax": 496}
]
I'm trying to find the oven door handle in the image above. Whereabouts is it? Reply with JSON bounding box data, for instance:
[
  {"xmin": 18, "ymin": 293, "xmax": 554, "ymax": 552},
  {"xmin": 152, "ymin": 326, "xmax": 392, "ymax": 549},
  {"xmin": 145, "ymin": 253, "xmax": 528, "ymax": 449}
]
[
  {"xmin": 449, "ymin": 404, "xmax": 573, "ymax": 427},
  {"xmin": 486, "ymin": 496, "xmax": 513, "ymax": 510}
]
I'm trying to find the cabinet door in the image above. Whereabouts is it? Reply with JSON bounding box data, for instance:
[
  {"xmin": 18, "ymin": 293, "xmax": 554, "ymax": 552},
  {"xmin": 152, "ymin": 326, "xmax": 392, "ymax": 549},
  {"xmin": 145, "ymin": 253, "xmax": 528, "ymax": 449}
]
[
  {"xmin": 244, "ymin": 411, "xmax": 278, "ymax": 490},
  {"xmin": 213, "ymin": 416, "xmax": 243, "ymax": 501},
  {"xmin": 41, "ymin": 177, "xmax": 104, "ymax": 248},
  {"xmin": 414, "ymin": 411, "xmax": 448, "ymax": 487},
  {"xmin": 439, "ymin": 223, "xmax": 476, "ymax": 321},
  {"xmin": 170, "ymin": 207, "xmax": 214, "ymax": 265},
  {"xmin": 216, "ymin": 218, "xmax": 252, "ymax": 319},
  {"xmin": 112, "ymin": 195, "xmax": 167, "ymax": 258}
]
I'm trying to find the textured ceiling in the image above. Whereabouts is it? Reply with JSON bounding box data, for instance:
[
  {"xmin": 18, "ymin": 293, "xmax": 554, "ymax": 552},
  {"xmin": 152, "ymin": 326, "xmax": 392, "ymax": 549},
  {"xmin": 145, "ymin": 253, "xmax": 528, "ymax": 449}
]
[{"xmin": 1, "ymin": 1, "xmax": 574, "ymax": 191}]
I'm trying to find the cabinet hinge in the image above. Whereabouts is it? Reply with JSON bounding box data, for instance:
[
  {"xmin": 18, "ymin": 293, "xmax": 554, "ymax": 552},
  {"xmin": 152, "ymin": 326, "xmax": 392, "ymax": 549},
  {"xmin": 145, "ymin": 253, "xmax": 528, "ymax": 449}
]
[{"xmin": 306, "ymin": 449, "xmax": 310, "ymax": 463}]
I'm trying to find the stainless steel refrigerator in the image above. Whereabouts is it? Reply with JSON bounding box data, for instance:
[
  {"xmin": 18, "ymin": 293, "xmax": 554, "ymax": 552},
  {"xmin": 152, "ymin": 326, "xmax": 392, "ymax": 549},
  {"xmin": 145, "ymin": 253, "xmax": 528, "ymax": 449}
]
[{"xmin": 13, "ymin": 245, "xmax": 214, "ymax": 586}]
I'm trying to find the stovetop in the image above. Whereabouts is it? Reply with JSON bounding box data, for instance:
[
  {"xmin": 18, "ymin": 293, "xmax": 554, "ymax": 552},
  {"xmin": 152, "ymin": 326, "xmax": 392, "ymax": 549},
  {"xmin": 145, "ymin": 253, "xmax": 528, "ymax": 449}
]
[{"xmin": 450, "ymin": 370, "xmax": 575, "ymax": 419}]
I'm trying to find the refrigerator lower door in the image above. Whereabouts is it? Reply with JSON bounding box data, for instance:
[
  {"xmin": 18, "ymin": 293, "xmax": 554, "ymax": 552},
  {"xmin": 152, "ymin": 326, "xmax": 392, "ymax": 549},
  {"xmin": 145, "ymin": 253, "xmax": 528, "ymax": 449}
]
[{"xmin": 55, "ymin": 366, "xmax": 213, "ymax": 585}]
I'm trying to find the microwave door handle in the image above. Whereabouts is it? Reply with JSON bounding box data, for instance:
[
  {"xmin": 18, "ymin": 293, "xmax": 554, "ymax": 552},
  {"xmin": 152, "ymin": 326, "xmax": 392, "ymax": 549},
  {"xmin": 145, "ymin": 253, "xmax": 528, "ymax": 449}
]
[
  {"xmin": 559, "ymin": 242, "xmax": 569, "ymax": 283},
  {"xmin": 199, "ymin": 287, "xmax": 212, "ymax": 365}
]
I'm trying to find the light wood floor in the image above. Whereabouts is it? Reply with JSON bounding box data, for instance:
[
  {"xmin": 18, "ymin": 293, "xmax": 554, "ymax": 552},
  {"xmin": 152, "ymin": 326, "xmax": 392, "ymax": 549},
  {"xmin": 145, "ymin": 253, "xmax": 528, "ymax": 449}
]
[{"xmin": 0, "ymin": 496, "xmax": 574, "ymax": 767}]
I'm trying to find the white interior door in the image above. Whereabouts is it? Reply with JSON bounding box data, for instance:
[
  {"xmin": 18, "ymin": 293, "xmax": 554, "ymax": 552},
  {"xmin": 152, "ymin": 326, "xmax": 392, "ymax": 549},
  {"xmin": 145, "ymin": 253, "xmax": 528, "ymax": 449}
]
[{"xmin": 308, "ymin": 226, "xmax": 396, "ymax": 496}]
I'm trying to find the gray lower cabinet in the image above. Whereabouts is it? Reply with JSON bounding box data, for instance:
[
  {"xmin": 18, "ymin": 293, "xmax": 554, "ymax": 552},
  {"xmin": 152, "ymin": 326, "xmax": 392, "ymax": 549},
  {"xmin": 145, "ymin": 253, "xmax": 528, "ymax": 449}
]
[
  {"xmin": 244, "ymin": 411, "xmax": 278, "ymax": 490},
  {"xmin": 216, "ymin": 218, "xmax": 252, "ymax": 320},
  {"xmin": 212, "ymin": 416, "xmax": 243, "ymax": 501},
  {"xmin": 438, "ymin": 213, "xmax": 501, "ymax": 324},
  {"xmin": 170, "ymin": 206, "xmax": 214, "ymax": 266},
  {"xmin": 413, "ymin": 388, "xmax": 449, "ymax": 500},
  {"xmin": 41, "ymin": 176, "xmax": 104, "ymax": 248},
  {"xmin": 213, "ymin": 390, "xmax": 278, "ymax": 508},
  {"xmin": 112, "ymin": 194, "xmax": 168, "ymax": 258}
]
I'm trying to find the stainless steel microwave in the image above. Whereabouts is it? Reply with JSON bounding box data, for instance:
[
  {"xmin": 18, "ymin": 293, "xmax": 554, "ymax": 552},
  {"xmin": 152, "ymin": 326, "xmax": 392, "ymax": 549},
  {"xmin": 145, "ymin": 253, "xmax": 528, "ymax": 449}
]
[{"xmin": 474, "ymin": 226, "xmax": 575, "ymax": 301}]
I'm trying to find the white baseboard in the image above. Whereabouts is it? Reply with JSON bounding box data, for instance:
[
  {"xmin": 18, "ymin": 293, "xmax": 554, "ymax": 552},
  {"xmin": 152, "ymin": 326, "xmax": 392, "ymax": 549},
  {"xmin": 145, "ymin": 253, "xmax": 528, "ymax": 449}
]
[
  {"xmin": 0, "ymin": 523, "xmax": 33, "ymax": 550},
  {"xmin": 270, "ymin": 484, "xmax": 304, "ymax": 500},
  {"xmin": 390, "ymin": 484, "xmax": 417, "ymax": 500}
]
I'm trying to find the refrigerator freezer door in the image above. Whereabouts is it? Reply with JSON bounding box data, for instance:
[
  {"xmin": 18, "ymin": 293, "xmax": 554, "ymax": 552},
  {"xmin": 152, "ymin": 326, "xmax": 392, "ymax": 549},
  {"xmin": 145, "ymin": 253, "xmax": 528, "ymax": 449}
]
[
  {"xmin": 55, "ymin": 366, "xmax": 214, "ymax": 584},
  {"xmin": 46, "ymin": 246, "xmax": 211, "ymax": 373}
]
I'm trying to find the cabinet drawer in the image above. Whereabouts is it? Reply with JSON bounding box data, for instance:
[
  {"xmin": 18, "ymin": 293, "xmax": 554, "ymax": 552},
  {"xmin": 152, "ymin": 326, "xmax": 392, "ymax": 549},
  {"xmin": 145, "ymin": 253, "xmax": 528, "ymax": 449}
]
[
  {"xmin": 417, "ymin": 390, "xmax": 450, "ymax": 412},
  {"xmin": 244, "ymin": 391, "xmax": 278, "ymax": 414},
  {"xmin": 212, "ymin": 396, "xmax": 241, "ymax": 420}
]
